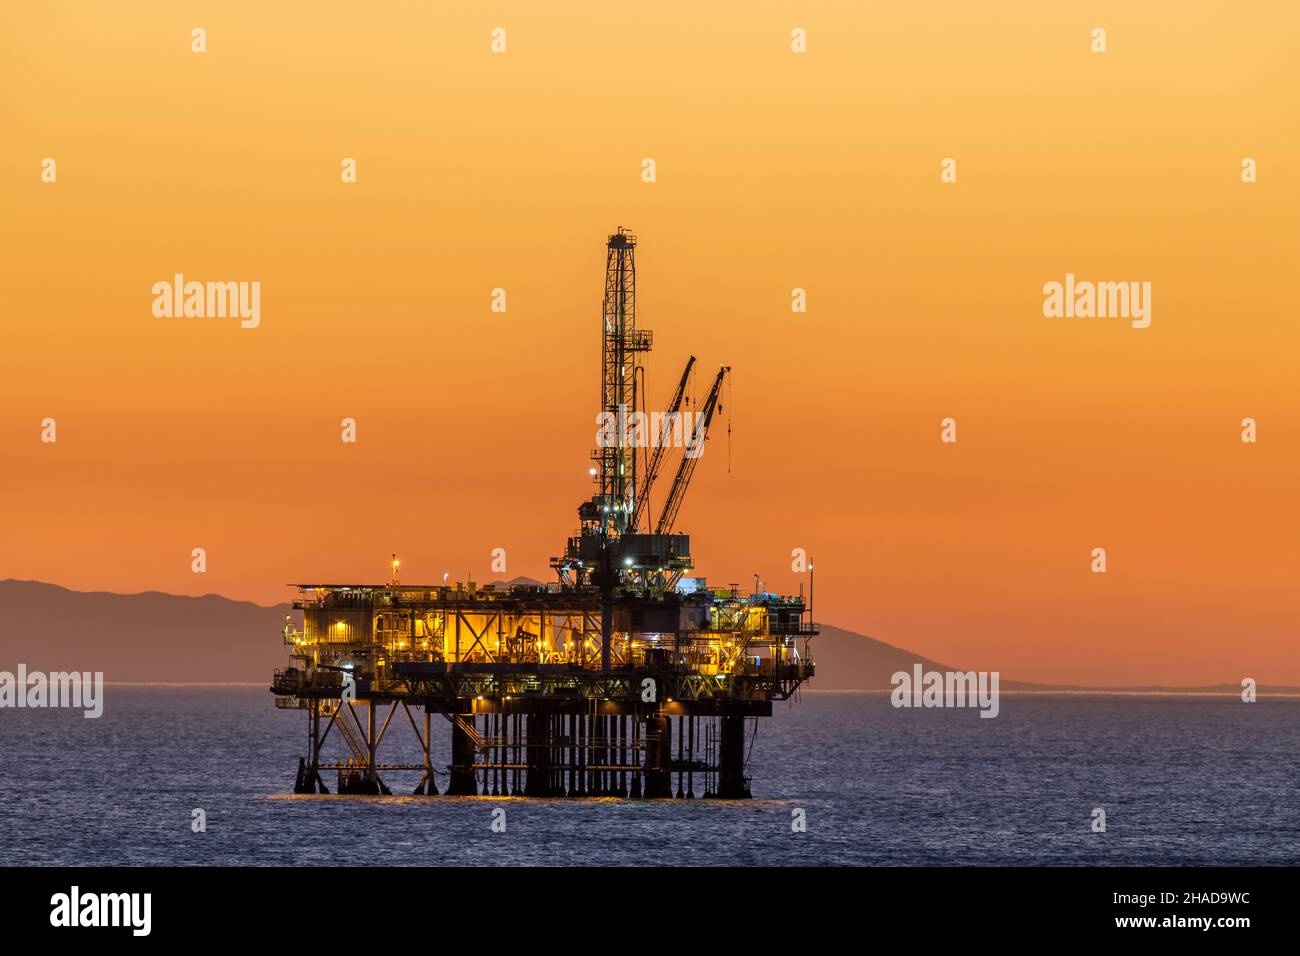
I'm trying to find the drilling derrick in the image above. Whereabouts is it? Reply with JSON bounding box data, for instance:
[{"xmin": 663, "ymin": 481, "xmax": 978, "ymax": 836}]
[
  {"xmin": 595, "ymin": 227, "xmax": 649, "ymax": 539},
  {"xmin": 271, "ymin": 228, "xmax": 817, "ymax": 802}
]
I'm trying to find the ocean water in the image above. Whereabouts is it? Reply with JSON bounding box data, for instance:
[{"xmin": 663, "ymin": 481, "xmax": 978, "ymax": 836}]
[{"xmin": 1, "ymin": 687, "xmax": 1295, "ymax": 866}]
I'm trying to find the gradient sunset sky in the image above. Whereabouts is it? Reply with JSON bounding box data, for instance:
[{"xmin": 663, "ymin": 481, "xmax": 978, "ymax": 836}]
[{"xmin": 2, "ymin": 2, "xmax": 1297, "ymax": 685}]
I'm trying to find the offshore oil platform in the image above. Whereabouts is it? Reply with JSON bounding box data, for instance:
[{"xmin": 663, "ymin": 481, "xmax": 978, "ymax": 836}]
[{"xmin": 271, "ymin": 227, "xmax": 817, "ymax": 799}]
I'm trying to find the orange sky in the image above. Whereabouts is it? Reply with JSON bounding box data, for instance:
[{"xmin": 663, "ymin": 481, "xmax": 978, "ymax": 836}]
[{"xmin": 2, "ymin": 2, "xmax": 1297, "ymax": 685}]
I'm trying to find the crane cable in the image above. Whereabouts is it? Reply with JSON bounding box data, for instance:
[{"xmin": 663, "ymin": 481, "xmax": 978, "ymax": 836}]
[{"xmin": 726, "ymin": 371, "xmax": 732, "ymax": 473}]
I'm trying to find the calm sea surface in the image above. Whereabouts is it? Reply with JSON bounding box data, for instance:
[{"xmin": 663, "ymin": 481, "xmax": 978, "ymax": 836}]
[{"xmin": 1, "ymin": 688, "xmax": 1295, "ymax": 866}]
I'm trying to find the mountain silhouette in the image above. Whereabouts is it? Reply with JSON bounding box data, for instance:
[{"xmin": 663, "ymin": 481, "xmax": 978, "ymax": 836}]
[{"xmin": 0, "ymin": 579, "xmax": 292, "ymax": 683}]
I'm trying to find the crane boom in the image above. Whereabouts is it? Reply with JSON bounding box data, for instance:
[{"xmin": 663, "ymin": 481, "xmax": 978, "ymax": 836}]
[
  {"xmin": 654, "ymin": 365, "xmax": 729, "ymax": 535},
  {"xmin": 630, "ymin": 355, "xmax": 696, "ymax": 532}
]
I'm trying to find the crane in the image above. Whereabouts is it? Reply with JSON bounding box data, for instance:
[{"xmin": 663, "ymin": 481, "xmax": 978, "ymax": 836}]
[
  {"xmin": 654, "ymin": 365, "xmax": 729, "ymax": 535},
  {"xmin": 630, "ymin": 355, "xmax": 696, "ymax": 533}
]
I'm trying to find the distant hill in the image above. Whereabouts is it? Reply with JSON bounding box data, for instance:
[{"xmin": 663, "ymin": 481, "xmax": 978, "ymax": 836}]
[
  {"xmin": 807, "ymin": 624, "xmax": 1299, "ymax": 694},
  {"xmin": 484, "ymin": 576, "xmax": 547, "ymax": 589},
  {"xmin": 0, "ymin": 579, "xmax": 1293, "ymax": 692},
  {"xmin": 0, "ymin": 579, "xmax": 292, "ymax": 683},
  {"xmin": 808, "ymin": 623, "xmax": 954, "ymax": 690},
  {"xmin": 810, "ymin": 624, "xmax": 1046, "ymax": 691}
]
